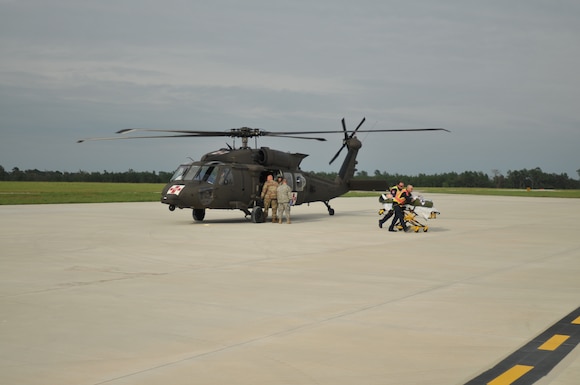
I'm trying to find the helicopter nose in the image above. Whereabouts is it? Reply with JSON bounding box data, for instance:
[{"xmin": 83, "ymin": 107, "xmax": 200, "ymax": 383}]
[{"xmin": 161, "ymin": 184, "xmax": 215, "ymax": 209}]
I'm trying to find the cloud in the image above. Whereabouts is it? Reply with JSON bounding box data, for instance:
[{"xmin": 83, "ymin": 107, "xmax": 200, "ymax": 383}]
[{"xmin": 1, "ymin": 0, "xmax": 579, "ymax": 178}]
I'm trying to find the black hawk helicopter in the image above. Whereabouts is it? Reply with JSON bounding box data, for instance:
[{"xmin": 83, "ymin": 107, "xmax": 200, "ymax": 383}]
[{"xmin": 78, "ymin": 118, "xmax": 448, "ymax": 223}]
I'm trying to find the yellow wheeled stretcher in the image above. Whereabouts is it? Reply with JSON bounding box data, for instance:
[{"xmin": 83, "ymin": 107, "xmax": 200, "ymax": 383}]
[{"xmin": 378, "ymin": 194, "xmax": 440, "ymax": 233}]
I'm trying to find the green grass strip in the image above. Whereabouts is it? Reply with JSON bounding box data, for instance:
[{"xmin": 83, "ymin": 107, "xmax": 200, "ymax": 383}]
[{"xmin": 1, "ymin": 182, "xmax": 578, "ymax": 205}]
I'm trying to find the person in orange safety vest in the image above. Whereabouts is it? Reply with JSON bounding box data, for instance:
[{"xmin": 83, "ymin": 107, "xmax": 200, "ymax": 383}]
[
  {"xmin": 388, "ymin": 184, "xmax": 414, "ymax": 232},
  {"xmin": 378, "ymin": 181, "xmax": 404, "ymax": 229}
]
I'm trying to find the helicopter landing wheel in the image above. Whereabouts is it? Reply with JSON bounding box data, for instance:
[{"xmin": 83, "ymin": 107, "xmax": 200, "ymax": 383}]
[
  {"xmin": 192, "ymin": 208, "xmax": 206, "ymax": 222},
  {"xmin": 251, "ymin": 207, "xmax": 264, "ymax": 223},
  {"xmin": 323, "ymin": 201, "xmax": 335, "ymax": 216}
]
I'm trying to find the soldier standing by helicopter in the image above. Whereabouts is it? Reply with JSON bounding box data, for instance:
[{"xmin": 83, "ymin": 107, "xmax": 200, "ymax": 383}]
[
  {"xmin": 261, "ymin": 174, "xmax": 279, "ymax": 223},
  {"xmin": 276, "ymin": 178, "xmax": 293, "ymax": 224}
]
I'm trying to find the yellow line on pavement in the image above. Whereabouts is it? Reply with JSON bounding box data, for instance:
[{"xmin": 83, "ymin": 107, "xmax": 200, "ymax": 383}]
[
  {"xmin": 572, "ymin": 316, "xmax": 580, "ymax": 325},
  {"xmin": 487, "ymin": 365, "xmax": 534, "ymax": 385},
  {"xmin": 538, "ymin": 334, "xmax": 570, "ymax": 351}
]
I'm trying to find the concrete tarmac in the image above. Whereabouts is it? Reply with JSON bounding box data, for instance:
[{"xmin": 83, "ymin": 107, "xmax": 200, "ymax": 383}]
[{"xmin": 1, "ymin": 194, "xmax": 579, "ymax": 385}]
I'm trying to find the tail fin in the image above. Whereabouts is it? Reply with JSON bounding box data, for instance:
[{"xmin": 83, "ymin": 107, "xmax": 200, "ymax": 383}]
[
  {"xmin": 334, "ymin": 136, "xmax": 362, "ymax": 186},
  {"xmin": 329, "ymin": 118, "xmax": 365, "ymax": 186}
]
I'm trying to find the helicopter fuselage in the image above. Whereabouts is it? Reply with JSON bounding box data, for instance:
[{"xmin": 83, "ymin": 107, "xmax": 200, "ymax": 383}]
[{"xmin": 160, "ymin": 146, "xmax": 350, "ymax": 222}]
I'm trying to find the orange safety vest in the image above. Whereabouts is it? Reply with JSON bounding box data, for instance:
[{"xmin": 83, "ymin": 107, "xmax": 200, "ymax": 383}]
[{"xmin": 393, "ymin": 188, "xmax": 408, "ymax": 205}]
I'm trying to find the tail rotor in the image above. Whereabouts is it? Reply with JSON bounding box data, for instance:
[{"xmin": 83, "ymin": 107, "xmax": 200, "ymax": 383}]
[{"xmin": 329, "ymin": 117, "xmax": 366, "ymax": 165}]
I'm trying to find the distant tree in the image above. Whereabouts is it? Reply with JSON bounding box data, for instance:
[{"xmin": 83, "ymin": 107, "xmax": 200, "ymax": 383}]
[
  {"xmin": 491, "ymin": 169, "xmax": 503, "ymax": 188},
  {"xmin": 356, "ymin": 170, "xmax": 368, "ymax": 178}
]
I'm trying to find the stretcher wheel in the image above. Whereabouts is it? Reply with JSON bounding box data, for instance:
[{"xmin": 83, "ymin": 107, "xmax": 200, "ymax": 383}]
[
  {"xmin": 414, "ymin": 226, "xmax": 420, "ymax": 233},
  {"xmin": 379, "ymin": 209, "xmax": 385, "ymax": 215},
  {"xmin": 423, "ymin": 227, "xmax": 429, "ymax": 232}
]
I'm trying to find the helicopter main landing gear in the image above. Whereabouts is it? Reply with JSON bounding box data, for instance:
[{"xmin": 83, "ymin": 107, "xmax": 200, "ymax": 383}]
[
  {"xmin": 323, "ymin": 201, "xmax": 335, "ymax": 216},
  {"xmin": 192, "ymin": 208, "xmax": 206, "ymax": 222},
  {"xmin": 251, "ymin": 207, "xmax": 264, "ymax": 223}
]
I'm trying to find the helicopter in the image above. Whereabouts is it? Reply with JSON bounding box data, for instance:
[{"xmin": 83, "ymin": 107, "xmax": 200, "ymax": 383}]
[{"xmin": 78, "ymin": 118, "xmax": 448, "ymax": 223}]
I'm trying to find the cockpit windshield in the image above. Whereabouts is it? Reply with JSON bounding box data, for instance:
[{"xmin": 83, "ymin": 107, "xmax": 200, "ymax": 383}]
[
  {"xmin": 171, "ymin": 162, "xmax": 227, "ymax": 184},
  {"xmin": 184, "ymin": 165, "xmax": 201, "ymax": 180},
  {"xmin": 170, "ymin": 165, "xmax": 189, "ymax": 181}
]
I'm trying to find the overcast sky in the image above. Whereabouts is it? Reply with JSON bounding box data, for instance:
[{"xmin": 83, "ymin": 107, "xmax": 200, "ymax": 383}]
[{"xmin": 1, "ymin": 0, "xmax": 579, "ymax": 178}]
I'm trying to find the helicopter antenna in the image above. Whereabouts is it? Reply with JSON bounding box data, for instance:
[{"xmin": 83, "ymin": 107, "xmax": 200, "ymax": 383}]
[{"xmin": 360, "ymin": 120, "xmax": 378, "ymax": 143}]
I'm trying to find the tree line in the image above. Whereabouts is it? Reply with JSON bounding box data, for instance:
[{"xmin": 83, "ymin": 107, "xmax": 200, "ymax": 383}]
[
  {"xmin": 1, "ymin": 165, "xmax": 579, "ymax": 189},
  {"xmin": 0, "ymin": 166, "xmax": 173, "ymax": 184}
]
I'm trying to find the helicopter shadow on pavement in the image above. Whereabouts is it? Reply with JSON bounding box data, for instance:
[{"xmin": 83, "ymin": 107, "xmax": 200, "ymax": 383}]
[{"xmin": 184, "ymin": 212, "xmax": 340, "ymax": 225}]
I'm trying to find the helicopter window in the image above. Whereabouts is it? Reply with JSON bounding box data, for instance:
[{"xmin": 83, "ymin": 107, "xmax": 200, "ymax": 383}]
[
  {"xmin": 194, "ymin": 165, "xmax": 219, "ymax": 184},
  {"xmin": 294, "ymin": 173, "xmax": 306, "ymax": 191},
  {"xmin": 170, "ymin": 165, "xmax": 189, "ymax": 181},
  {"xmin": 193, "ymin": 166, "xmax": 207, "ymax": 181},
  {"xmin": 283, "ymin": 172, "xmax": 294, "ymax": 188},
  {"xmin": 218, "ymin": 168, "xmax": 233, "ymax": 185},
  {"xmin": 184, "ymin": 165, "xmax": 201, "ymax": 180},
  {"xmin": 205, "ymin": 167, "xmax": 219, "ymax": 184}
]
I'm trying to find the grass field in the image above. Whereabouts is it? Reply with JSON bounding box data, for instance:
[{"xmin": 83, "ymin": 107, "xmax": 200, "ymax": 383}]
[
  {"xmin": 0, "ymin": 182, "xmax": 164, "ymax": 205},
  {"xmin": 1, "ymin": 181, "xmax": 579, "ymax": 205}
]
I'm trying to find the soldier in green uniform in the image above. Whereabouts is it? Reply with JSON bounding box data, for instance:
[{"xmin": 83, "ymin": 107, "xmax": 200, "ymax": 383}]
[{"xmin": 276, "ymin": 178, "xmax": 293, "ymax": 224}]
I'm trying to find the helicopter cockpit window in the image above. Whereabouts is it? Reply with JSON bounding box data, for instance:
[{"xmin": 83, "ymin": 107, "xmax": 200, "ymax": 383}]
[
  {"xmin": 170, "ymin": 165, "xmax": 189, "ymax": 181},
  {"xmin": 218, "ymin": 167, "xmax": 233, "ymax": 185},
  {"xmin": 194, "ymin": 165, "xmax": 219, "ymax": 184},
  {"xmin": 184, "ymin": 165, "xmax": 201, "ymax": 180}
]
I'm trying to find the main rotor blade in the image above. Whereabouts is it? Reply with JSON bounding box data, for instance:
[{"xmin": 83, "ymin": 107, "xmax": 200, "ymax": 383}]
[
  {"xmin": 117, "ymin": 128, "xmax": 237, "ymax": 136},
  {"xmin": 117, "ymin": 127, "xmax": 450, "ymax": 136},
  {"xmin": 118, "ymin": 128, "xmax": 330, "ymax": 139},
  {"xmin": 79, "ymin": 129, "xmax": 331, "ymax": 143},
  {"xmin": 341, "ymin": 118, "xmax": 348, "ymax": 141},
  {"xmin": 77, "ymin": 134, "xmax": 206, "ymax": 143},
  {"xmin": 272, "ymin": 127, "xmax": 449, "ymax": 135},
  {"xmin": 264, "ymin": 133, "xmax": 327, "ymax": 141},
  {"xmin": 357, "ymin": 127, "xmax": 450, "ymax": 133},
  {"xmin": 79, "ymin": 126, "xmax": 449, "ymax": 143}
]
